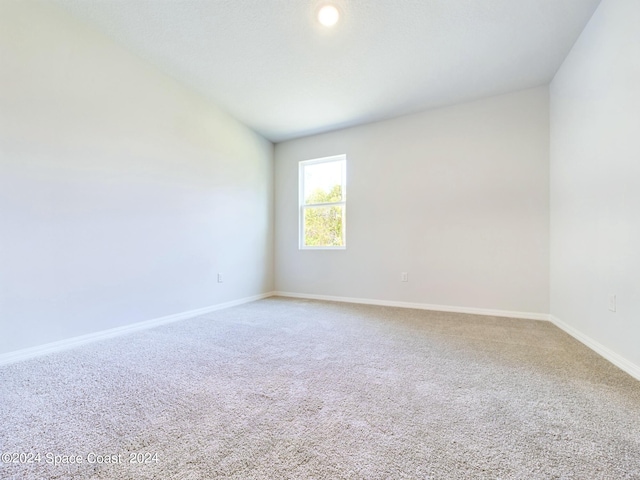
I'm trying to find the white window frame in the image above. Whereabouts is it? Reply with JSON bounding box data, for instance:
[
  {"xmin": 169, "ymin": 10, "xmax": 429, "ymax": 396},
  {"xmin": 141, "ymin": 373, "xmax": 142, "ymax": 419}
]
[{"xmin": 299, "ymin": 154, "xmax": 347, "ymax": 250}]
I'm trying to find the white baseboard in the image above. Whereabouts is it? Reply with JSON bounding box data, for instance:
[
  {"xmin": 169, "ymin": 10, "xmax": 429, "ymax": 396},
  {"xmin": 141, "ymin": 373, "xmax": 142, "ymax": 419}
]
[
  {"xmin": 0, "ymin": 292, "xmax": 274, "ymax": 366},
  {"xmin": 549, "ymin": 315, "xmax": 640, "ymax": 382},
  {"xmin": 272, "ymin": 291, "xmax": 550, "ymax": 321},
  {"xmin": 7, "ymin": 291, "xmax": 637, "ymax": 383}
]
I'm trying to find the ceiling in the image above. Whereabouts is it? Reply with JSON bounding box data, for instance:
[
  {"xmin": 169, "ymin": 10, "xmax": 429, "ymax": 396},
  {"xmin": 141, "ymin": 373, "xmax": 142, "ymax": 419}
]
[{"xmin": 54, "ymin": 0, "xmax": 601, "ymax": 142}]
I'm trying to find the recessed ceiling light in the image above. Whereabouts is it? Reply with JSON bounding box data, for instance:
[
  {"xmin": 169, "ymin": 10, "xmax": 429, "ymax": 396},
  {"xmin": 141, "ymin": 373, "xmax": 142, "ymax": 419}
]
[{"xmin": 318, "ymin": 5, "xmax": 339, "ymax": 27}]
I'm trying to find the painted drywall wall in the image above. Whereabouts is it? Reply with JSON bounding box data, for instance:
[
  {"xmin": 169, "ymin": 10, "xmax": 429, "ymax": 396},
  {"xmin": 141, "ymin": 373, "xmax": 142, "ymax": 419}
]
[
  {"xmin": 275, "ymin": 87, "xmax": 550, "ymax": 315},
  {"xmin": 550, "ymin": 0, "xmax": 640, "ymax": 371},
  {"xmin": 0, "ymin": 1, "xmax": 274, "ymax": 355}
]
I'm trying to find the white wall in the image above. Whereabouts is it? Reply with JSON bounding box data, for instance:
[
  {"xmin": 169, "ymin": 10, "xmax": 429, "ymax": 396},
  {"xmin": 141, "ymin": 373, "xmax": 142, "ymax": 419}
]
[
  {"xmin": 275, "ymin": 87, "xmax": 550, "ymax": 315},
  {"xmin": 550, "ymin": 0, "xmax": 640, "ymax": 372},
  {"xmin": 0, "ymin": 1, "xmax": 274, "ymax": 355}
]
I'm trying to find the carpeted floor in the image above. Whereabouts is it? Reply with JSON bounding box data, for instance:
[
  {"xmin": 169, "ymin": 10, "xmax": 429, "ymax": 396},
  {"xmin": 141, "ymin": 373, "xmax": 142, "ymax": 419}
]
[{"xmin": 1, "ymin": 297, "xmax": 639, "ymax": 479}]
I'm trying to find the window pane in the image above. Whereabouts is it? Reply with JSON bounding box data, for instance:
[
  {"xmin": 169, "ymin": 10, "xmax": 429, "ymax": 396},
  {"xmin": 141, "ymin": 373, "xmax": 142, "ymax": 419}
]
[
  {"xmin": 303, "ymin": 205, "xmax": 344, "ymax": 247},
  {"xmin": 304, "ymin": 160, "xmax": 343, "ymax": 205}
]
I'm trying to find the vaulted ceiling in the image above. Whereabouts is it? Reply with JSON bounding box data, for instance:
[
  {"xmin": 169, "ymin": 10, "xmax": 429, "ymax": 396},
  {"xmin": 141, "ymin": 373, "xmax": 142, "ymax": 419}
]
[{"xmin": 54, "ymin": 0, "xmax": 601, "ymax": 142}]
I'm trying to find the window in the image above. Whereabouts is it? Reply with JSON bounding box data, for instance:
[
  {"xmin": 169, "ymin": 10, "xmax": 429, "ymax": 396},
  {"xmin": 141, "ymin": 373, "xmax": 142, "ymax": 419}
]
[{"xmin": 299, "ymin": 155, "xmax": 346, "ymax": 249}]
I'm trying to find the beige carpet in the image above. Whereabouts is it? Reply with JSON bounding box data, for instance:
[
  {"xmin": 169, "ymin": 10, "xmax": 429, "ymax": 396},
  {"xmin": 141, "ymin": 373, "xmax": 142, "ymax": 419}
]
[{"xmin": 1, "ymin": 297, "xmax": 639, "ymax": 479}]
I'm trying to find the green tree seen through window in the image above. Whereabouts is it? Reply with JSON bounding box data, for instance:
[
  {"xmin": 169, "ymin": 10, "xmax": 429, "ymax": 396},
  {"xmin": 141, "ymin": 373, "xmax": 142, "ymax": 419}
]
[{"xmin": 304, "ymin": 184, "xmax": 344, "ymax": 247}]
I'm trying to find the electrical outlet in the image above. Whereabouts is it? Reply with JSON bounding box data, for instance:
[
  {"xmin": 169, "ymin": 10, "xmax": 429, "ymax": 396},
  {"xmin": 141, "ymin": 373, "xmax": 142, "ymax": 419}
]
[
  {"xmin": 608, "ymin": 294, "xmax": 616, "ymax": 312},
  {"xmin": 218, "ymin": 273, "xmax": 224, "ymax": 283},
  {"xmin": 401, "ymin": 272, "xmax": 408, "ymax": 282}
]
